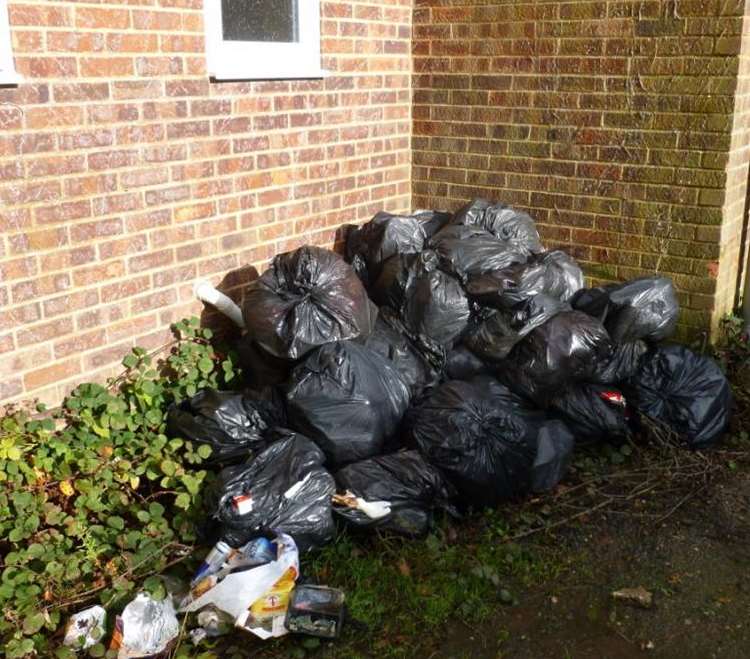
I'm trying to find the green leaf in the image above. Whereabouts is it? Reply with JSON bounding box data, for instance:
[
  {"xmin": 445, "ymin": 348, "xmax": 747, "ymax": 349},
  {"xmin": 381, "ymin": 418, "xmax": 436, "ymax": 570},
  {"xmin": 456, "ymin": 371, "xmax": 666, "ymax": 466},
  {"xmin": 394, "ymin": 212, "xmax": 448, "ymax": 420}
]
[
  {"xmin": 88, "ymin": 643, "xmax": 106, "ymax": 658},
  {"xmin": 160, "ymin": 460, "xmax": 177, "ymax": 477},
  {"xmin": 122, "ymin": 354, "xmax": 138, "ymax": 369},
  {"xmin": 197, "ymin": 444, "xmax": 212, "ymax": 459},
  {"xmin": 22, "ymin": 611, "xmax": 45, "ymax": 634},
  {"xmin": 107, "ymin": 516, "xmax": 125, "ymax": 530},
  {"xmin": 175, "ymin": 493, "xmax": 190, "ymax": 509},
  {"xmin": 145, "ymin": 409, "xmax": 163, "ymax": 426},
  {"xmin": 143, "ymin": 576, "xmax": 166, "ymax": 601},
  {"xmin": 198, "ymin": 357, "xmax": 214, "ymax": 374}
]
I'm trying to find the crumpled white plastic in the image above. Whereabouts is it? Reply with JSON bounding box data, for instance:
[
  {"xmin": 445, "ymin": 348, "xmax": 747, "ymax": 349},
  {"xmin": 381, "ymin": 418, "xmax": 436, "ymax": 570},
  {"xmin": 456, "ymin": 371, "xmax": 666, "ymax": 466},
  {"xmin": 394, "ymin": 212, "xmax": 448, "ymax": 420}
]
[
  {"xmin": 63, "ymin": 605, "xmax": 107, "ymax": 650},
  {"xmin": 116, "ymin": 593, "xmax": 179, "ymax": 658}
]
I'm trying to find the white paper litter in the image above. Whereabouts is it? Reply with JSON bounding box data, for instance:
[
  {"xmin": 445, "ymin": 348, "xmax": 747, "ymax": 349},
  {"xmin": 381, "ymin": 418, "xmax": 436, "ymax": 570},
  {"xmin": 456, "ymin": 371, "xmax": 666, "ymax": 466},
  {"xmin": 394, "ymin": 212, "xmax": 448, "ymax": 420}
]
[
  {"xmin": 357, "ymin": 498, "xmax": 392, "ymax": 520},
  {"xmin": 180, "ymin": 534, "xmax": 299, "ymax": 639}
]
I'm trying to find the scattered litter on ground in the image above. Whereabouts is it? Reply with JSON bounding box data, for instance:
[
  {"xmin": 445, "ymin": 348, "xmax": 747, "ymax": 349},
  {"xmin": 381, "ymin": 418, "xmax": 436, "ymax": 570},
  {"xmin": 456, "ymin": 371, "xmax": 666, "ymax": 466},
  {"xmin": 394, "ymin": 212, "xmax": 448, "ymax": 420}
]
[
  {"xmin": 109, "ymin": 593, "xmax": 180, "ymax": 658},
  {"xmin": 285, "ymin": 585, "xmax": 345, "ymax": 639},
  {"xmin": 181, "ymin": 533, "xmax": 299, "ymax": 640},
  {"xmin": 611, "ymin": 586, "xmax": 654, "ymax": 609},
  {"xmin": 63, "ymin": 605, "xmax": 106, "ymax": 650}
]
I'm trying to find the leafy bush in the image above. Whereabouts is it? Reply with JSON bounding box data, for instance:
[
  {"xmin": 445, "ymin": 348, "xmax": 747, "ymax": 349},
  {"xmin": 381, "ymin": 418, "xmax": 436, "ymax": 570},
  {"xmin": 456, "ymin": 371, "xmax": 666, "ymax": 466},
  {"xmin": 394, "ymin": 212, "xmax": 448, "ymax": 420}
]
[
  {"xmin": 0, "ymin": 318, "xmax": 239, "ymax": 658},
  {"xmin": 715, "ymin": 315, "xmax": 750, "ymax": 379}
]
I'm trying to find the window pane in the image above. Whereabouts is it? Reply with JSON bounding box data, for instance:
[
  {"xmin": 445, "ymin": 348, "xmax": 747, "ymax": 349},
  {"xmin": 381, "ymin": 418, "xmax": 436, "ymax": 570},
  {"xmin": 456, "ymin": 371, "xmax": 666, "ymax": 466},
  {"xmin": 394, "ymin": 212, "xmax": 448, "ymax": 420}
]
[{"xmin": 221, "ymin": 0, "xmax": 299, "ymax": 43}]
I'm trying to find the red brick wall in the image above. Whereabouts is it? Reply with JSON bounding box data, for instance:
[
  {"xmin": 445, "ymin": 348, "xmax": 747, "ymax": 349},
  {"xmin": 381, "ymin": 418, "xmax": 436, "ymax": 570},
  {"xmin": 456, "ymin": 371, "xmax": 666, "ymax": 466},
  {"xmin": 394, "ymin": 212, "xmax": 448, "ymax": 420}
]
[
  {"xmin": 0, "ymin": 0, "xmax": 412, "ymax": 406},
  {"xmin": 412, "ymin": 0, "xmax": 750, "ymax": 341},
  {"xmin": 716, "ymin": 1, "xmax": 750, "ymax": 324}
]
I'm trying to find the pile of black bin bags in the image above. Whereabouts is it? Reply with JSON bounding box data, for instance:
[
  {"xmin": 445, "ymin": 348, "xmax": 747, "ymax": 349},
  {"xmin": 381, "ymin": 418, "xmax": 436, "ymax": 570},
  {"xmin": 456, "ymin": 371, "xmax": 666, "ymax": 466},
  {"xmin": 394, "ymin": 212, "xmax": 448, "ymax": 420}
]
[{"xmin": 166, "ymin": 198, "xmax": 734, "ymax": 553}]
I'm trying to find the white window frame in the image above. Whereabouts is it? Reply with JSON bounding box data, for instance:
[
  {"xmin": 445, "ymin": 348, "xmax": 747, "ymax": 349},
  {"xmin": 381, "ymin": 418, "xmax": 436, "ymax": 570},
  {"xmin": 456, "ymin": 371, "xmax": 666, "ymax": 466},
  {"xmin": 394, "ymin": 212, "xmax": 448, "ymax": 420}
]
[
  {"xmin": 0, "ymin": 0, "xmax": 21, "ymax": 84},
  {"xmin": 204, "ymin": 0, "xmax": 325, "ymax": 81}
]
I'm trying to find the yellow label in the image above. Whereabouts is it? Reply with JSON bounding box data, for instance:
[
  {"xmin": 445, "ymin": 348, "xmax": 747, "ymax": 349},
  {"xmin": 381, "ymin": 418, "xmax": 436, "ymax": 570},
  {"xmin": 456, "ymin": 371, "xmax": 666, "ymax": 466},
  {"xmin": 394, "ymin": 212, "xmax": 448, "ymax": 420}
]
[{"xmin": 249, "ymin": 567, "xmax": 297, "ymax": 619}]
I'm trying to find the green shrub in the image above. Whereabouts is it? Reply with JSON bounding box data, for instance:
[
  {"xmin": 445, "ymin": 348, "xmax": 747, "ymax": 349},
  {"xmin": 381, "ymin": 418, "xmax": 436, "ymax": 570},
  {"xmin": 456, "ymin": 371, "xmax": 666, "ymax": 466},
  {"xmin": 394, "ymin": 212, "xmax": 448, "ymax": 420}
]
[{"xmin": 0, "ymin": 318, "xmax": 239, "ymax": 657}]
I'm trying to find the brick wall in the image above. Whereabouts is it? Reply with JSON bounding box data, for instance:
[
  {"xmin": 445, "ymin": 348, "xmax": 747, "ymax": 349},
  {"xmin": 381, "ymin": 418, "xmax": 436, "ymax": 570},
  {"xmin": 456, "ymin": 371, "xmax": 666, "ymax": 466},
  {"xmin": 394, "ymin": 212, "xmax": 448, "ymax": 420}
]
[
  {"xmin": 413, "ymin": 0, "xmax": 750, "ymax": 341},
  {"xmin": 0, "ymin": 0, "xmax": 412, "ymax": 406},
  {"xmin": 716, "ymin": 2, "xmax": 750, "ymax": 323}
]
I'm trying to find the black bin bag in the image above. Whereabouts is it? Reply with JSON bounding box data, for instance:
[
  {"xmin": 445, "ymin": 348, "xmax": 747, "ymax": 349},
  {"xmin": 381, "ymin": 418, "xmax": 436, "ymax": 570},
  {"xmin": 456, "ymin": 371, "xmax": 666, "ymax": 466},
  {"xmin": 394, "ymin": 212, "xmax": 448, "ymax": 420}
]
[
  {"xmin": 286, "ymin": 341, "xmax": 411, "ymax": 467},
  {"xmin": 624, "ymin": 345, "xmax": 732, "ymax": 449},
  {"xmin": 467, "ymin": 251, "xmax": 583, "ymax": 309},
  {"xmin": 414, "ymin": 209, "xmax": 452, "ymax": 238},
  {"xmin": 531, "ymin": 420, "xmax": 575, "ymax": 493},
  {"xmin": 167, "ymin": 388, "xmax": 285, "ymax": 464},
  {"xmin": 236, "ymin": 336, "xmax": 295, "ymax": 389},
  {"xmin": 408, "ymin": 377, "xmax": 565, "ymax": 508},
  {"xmin": 549, "ymin": 384, "xmax": 631, "ymax": 445},
  {"xmin": 465, "ymin": 294, "xmax": 569, "ymax": 363},
  {"xmin": 428, "ymin": 224, "xmax": 528, "ymax": 282},
  {"xmin": 373, "ymin": 251, "xmax": 471, "ymax": 347},
  {"xmin": 242, "ymin": 246, "xmax": 376, "ymax": 361},
  {"xmin": 211, "ymin": 430, "xmax": 335, "ymax": 552},
  {"xmin": 571, "ymin": 276, "xmax": 679, "ymax": 344},
  {"xmin": 361, "ymin": 308, "xmax": 442, "ymax": 398},
  {"xmin": 501, "ymin": 311, "xmax": 613, "ymax": 404},
  {"xmin": 400, "ymin": 250, "xmax": 471, "ymax": 347},
  {"xmin": 369, "ymin": 252, "xmax": 416, "ymax": 310},
  {"xmin": 590, "ymin": 340, "xmax": 649, "ymax": 384},
  {"xmin": 451, "ymin": 198, "xmax": 543, "ymax": 255},
  {"xmin": 445, "ymin": 346, "xmax": 491, "ymax": 380},
  {"xmin": 345, "ymin": 211, "xmax": 428, "ymax": 287},
  {"xmin": 333, "ymin": 450, "xmax": 457, "ymax": 537}
]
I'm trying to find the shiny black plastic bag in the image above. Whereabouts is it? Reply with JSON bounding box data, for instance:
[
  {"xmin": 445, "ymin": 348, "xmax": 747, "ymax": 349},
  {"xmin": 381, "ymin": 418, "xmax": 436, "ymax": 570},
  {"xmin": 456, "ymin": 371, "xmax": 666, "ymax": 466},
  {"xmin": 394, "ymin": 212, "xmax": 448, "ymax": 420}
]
[
  {"xmin": 345, "ymin": 211, "xmax": 428, "ymax": 286},
  {"xmin": 333, "ymin": 450, "xmax": 458, "ymax": 537},
  {"xmin": 361, "ymin": 308, "xmax": 442, "ymax": 398},
  {"xmin": 408, "ymin": 378, "xmax": 548, "ymax": 507},
  {"xmin": 531, "ymin": 420, "xmax": 575, "ymax": 493},
  {"xmin": 624, "ymin": 345, "xmax": 732, "ymax": 449},
  {"xmin": 415, "ymin": 209, "xmax": 453, "ymax": 238},
  {"xmin": 236, "ymin": 336, "xmax": 295, "ymax": 389},
  {"xmin": 400, "ymin": 251, "xmax": 471, "ymax": 347},
  {"xmin": 466, "ymin": 294, "xmax": 569, "ymax": 362},
  {"xmin": 590, "ymin": 340, "xmax": 649, "ymax": 384},
  {"xmin": 242, "ymin": 246, "xmax": 376, "ymax": 360},
  {"xmin": 467, "ymin": 251, "xmax": 583, "ymax": 309},
  {"xmin": 212, "ymin": 430, "xmax": 335, "ymax": 551},
  {"xmin": 445, "ymin": 346, "xmax": 491, "ymax": 380},
  {"xmin": 451, "ymin": 198, "xmax": 543, "ymax": 254},
  {"xmin": 549, "ymin": 384, "xmax": 631, "ymax": 445},
  {"xmin": 571, "ymin": 276, "xmax": 679, "ymax": 343},
  {"xmin": 167, "ymin": 389, "xmax": 285, "ymax": 464},
  {"xmin": 286, "ymin": 341, "xmax": 411, "ymax": 467},
  {"xmin": 501, "ymin": 311, "xmax": 613, "ymax": 403},
  {"xmin": 429, "ymin": 224, "xmax": 528, "ymax": 281},
  {"xmin": 368, "ymin": 252, "xmax": 417, "ymax": 310}
]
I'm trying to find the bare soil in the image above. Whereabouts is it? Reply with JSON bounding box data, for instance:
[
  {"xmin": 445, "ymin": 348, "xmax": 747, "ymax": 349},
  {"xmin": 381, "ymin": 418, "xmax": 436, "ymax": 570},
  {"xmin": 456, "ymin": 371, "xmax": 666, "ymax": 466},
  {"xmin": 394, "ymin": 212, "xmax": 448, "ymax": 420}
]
[{"xmin": 435, "ymin": 468, "xmax": 750, "ymax": 659}]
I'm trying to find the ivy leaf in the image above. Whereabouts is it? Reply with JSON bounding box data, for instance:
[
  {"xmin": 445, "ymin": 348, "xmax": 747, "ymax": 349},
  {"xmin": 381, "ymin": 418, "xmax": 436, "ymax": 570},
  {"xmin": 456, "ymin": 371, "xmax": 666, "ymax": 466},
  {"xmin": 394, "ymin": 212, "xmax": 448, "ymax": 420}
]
[{"xmin": 197, "ymin": 445, "xmax": 212, "ymax": 460}]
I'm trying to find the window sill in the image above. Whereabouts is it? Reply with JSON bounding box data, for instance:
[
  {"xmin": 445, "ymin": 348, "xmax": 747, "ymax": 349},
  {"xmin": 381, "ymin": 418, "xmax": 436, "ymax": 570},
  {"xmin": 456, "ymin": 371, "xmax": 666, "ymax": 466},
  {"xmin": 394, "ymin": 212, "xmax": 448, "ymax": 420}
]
[
  {"xmin": 209, "ymin": 67, "xmax": 329, "ymax": 82},
  {"xmin": 0, "ymin": 70, "xmax": 21, "ymax": 85}
]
